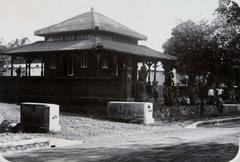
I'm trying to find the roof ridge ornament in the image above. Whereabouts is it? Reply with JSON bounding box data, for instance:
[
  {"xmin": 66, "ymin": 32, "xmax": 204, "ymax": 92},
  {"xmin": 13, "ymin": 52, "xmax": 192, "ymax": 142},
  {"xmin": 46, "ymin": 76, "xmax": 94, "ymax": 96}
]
[{"xmin": 91, "ymin": 7, "xmax": 100, "ymax": 31}]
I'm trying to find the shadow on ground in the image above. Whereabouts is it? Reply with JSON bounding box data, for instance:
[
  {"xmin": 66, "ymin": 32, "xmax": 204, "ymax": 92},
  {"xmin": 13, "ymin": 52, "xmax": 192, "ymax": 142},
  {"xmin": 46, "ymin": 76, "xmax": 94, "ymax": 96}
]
[{"xmin": 6, "ymin": 142, "xmax": 238, "ymax": 162}]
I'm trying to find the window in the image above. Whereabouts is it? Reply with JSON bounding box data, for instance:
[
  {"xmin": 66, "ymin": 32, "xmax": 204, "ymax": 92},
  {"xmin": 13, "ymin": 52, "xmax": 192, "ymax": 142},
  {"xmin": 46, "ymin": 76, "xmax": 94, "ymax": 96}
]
[
  {"xmin": 67, "ymin": 56, "xmax": 74, "ymax": 76},
  {"xmin": 52, "ymin": 36, "xmax": 63, "ymax": 41},
  {"xmin": 101, "ymin": 56, "xmax": 108, "ymax": 69},
  {"xmin": 115, "ymin": 61, "xmax": 118, "ymax": 76},
  {"xmin": 100, "ymin": 35, "xmax": 112, "ymax": 41},
  {"xmin": 76, "ymin": 35, "xmax": 83, "ymax": 40},
  {"xmin": 80, "ymin": 55, "xmax": 88, "ymax": 69},
  {"xmin": 46, "ymin": 37, "xmax": 53, "ymax": 42},
  {"xmin": 46, "ymin": 36, "xmax": 64, "ymax": 42},
  {"xmin": 50, "ymin": 55, "xmax": 56, "ymax": 69},
  {"xmin": 65, "ymin": 35, "xmax": 75, "ymax": 41},
  {"xmin": 113, "ymin": 56, "xmax": 118, "ymax": 76},
  {"xmin": 76, "ymin": 34, "xmax": 93, "ymax": 40}
]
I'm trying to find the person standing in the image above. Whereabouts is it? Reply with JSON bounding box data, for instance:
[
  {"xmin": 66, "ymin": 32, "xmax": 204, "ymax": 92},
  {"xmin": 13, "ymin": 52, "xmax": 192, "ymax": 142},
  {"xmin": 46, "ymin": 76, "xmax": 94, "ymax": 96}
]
[
  {"xmin": 216, "ymin": 86, "xmax": 224, "ymax": 113},
  {"xmin": 208, "ymin": 88, "xmax": 215, "ymax": 104},
  {"xmin": 15, "ymin": 66, "xmax": 21, "ymax": 77},
  {"xmin": 216, "ymin": 87, "xmax": 224, "ymax": 96}
]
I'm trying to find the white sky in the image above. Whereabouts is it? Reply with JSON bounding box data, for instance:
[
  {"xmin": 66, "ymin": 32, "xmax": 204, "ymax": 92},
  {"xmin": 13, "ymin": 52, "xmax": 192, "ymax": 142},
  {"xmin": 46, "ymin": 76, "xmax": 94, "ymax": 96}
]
[{"xmin": 0, "ymin": 0, "xmax": 239, "ymax": 52}]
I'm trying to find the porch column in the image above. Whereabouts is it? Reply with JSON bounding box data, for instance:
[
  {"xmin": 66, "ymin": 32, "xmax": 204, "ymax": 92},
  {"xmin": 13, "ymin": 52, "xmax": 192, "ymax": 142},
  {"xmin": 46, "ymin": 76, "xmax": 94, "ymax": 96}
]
[
  {"xmin": 162, "ymin": 61, "xmax": 174, "ymax": 105},
  {"xmin": 10, "ymin": 56, "xmax": 15, "ymax": 77},
  {"xmin": 28, "ymin": 61, "xmax": 31, "ymax": 76},
  {"xmin": 113, "ymin": 56, "xmax": 118, "ymax": 76},
  {"xmin": 67, "ymin": 55, "xmax": 74, "ymax": 77},
  {"xmin": 24, "ymin": 58, "xmax": 33, "ymax": 77},
  {"xmin": 146, "ymin": 62, "xmax": 153, "ymax": 84},
  {"xmin": 127, "ymin": 58, "xmax": 132, "ymax": 69},
  {"xmin": 153, "ymin": 61, "xmax": 158, "ymax": 84},
  {"xmin": 41, "ymin": 59, "xmax": 44, "ymax": 77},
  {"xmin": 25, "ymin": 61, "xmax": 28, "ymax": 76},
  {"xmin": 96, "ymin": 53, "xmax": 101, "ymax": 74},
  {"xmin": 132, "ymin": 60, "xmax": 138, "ymax": 81},
  {"xmin": 24, "ymin": 57, "xmax": 28, "ymax": 76}
]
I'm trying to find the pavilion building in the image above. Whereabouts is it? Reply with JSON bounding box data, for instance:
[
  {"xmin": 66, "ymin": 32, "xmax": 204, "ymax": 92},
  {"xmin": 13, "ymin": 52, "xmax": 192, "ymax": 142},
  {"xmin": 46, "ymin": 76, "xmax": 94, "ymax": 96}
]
[{"xmin": 1, "ymin": 9, "xmax": 176, "ymax": 113}]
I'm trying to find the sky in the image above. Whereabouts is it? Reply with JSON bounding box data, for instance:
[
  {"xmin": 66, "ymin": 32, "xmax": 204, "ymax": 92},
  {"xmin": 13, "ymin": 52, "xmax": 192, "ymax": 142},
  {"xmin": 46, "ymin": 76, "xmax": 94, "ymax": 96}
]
[{"xmin": 0, "ymin": 0, "xmax": 239, "ymax": 52}]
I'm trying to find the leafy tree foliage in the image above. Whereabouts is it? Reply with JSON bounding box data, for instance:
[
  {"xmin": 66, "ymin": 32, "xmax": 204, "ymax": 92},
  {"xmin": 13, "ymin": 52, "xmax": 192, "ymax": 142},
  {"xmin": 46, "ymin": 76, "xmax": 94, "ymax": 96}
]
[
  {"xmin": 163, "ymin": 20, "xmax": 218, "ymax": 90},
  {"xmin": 0, "ymin": 39, "xmax": 8, "ymax": 74},
  {"xmin": 216, "ymin": 0, "xmax": 240, "ymax": 28},
  {"xmin": 213, "ymin": 0, "xmax": 240, "ymax": 48},
  {"xmin": 162, "ymin": 0, "xmax": 240, "ymax": 112},
  {"xmin": 7, "ymin": 37, "xmax": 30, "ymax": 48},
  {"xmin": 163, "ymin": 0, "xmax": 240, "ymax": 92},
  {"xmin": 213, "ymin": 0, "xmax": 240, "ymax": 87}
]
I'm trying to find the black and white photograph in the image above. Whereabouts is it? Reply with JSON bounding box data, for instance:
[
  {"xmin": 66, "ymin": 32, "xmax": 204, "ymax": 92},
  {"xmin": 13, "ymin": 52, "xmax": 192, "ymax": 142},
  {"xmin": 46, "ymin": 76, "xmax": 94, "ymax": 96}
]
[{"xmin": 0, "ymin": 0, "xmax": 240, "ymax": 161}]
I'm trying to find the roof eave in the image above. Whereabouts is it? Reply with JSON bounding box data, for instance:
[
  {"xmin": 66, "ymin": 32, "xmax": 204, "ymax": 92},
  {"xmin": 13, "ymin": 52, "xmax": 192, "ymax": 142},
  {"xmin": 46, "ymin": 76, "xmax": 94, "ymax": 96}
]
[{"xmin": 3, "ymin": 39, "xmax": 176, "ymax": 61}]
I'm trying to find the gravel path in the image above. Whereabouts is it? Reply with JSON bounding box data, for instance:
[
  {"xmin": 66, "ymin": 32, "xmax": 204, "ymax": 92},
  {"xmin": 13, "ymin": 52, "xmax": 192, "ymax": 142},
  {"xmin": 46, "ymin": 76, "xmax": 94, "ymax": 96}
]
[
  {"xmin": 0, "ymin": 103, "xmax": 191, "ymax": 146},
  {"xmin": 2, "ymin": 103, "xmax": 237, "ymax": 148}
]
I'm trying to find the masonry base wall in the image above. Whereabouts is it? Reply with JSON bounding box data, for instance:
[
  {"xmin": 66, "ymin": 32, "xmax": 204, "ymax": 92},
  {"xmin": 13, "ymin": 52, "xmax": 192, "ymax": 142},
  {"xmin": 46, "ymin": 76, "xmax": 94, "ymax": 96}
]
[{"xmin": 0, "ymin": 77, "xmax": 128, "ymax": 114}]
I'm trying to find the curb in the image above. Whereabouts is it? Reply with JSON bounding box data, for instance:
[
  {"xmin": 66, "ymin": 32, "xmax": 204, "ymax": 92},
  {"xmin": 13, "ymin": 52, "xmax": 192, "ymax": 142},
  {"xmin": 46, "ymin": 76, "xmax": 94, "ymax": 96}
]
[
  {"xmin": 0, "ymin": 138, "xmax": 83, "ymax": 156},
  {"xmin": 0, "ymin": 139, "xmax": 49, "ymax": 155},
  {"xmin": 185, "ymin": 117, "xmax": 240, "ymax": 128}
]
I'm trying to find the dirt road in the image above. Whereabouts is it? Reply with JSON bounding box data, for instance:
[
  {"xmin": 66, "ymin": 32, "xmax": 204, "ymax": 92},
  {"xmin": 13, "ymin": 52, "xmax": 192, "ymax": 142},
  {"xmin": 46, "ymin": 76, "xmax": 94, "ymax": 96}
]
[{"xmin": 5, "ymin": 126, "xmax": 240, "ymax": 162}]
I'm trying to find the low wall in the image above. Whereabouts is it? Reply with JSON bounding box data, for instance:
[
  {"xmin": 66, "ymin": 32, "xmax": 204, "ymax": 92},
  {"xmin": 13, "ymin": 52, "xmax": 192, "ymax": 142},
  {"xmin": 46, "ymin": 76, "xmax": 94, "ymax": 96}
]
[
  {"xmin": 0, "ymin": 139, "xmax": 49, "ymax": 155},
  {"xmin": 153, "ymin": 104, "xmax": 240, "ymax": 120}
]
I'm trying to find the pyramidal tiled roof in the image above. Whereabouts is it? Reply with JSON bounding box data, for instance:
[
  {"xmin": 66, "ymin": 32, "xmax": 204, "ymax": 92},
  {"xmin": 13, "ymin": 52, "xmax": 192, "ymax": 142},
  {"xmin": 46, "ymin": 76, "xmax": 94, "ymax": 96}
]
[{"xmin": 34, "ymin": 9, "xmax": 147, "ymax": 40}]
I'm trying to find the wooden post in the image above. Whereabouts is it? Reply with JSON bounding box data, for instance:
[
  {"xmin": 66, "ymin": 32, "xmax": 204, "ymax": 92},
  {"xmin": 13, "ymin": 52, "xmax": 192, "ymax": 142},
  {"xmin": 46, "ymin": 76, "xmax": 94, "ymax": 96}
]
[
  {"xmin": 148, "ymin": 64, "xmax": 151, "ymax": 83},
  {"xmin": 96, "ymin": 53, "xmax": 101, "ymax": 73},
  {"xmin": 132, "ymin": 60, "xmax": 138, "ymax": 81},
  {"xmin": 41, "ymin": 60, "xmax": 44, "ymax": 77},
  {"xmin": 113, "ymin": 56, "xmax": 118, "ymax": 76},
  {"xmin": 29, "ymin": 58, "xmax": 34, "ymax": 76},
  {"xmin": 25, "ymin": 62, "xmax": 28, "ymax": 76},
  {"xmin": 28, "ymin": 61, "xmax": 31, "ymax": 76},
  {"xmin": 127, "ymin": 58, "xmax": 132, "ymax": 69},
  {"xmin": 24, "ymin": 57, "xmax": 28, "ymax": 76},
  {"xmin": 146, "ymin": 62, "xmax": 153, "ymax": 83},
  {"xmin": 10, "ymin": 56, "xmax": 14, "ymax": 77},
  {"xmin": 153, "ymin": 61, "xmax": 158, "ymax": 83}
]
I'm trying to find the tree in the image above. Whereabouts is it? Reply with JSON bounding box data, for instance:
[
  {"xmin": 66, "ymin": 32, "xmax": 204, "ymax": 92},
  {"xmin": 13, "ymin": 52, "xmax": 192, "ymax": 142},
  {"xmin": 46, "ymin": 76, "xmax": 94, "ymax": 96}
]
[
  {"xmin": 0, "ymin": 39, "xmax": 7, "ymax": 75},
  {"xmin": 213, "ymin": 0, "xmax": 240, "ymax": 88},
  {"xmin": 163, "ymin": 20, "xmax": 218, "ymax": 85},
  {"xmin": 163, "ymin": 20, "xmax": 219, "ymax": 115},
  {"xmin": 163, "ymin": 0, "xmax": 240, "ymax": 113},
  {"xmin": 7, "ymin": 37, "xmax": 30, "ymax": 48},
  {"xmin": 216, "ymin": 0, "xmax": 240, "ymax": 27},
  {"xmin": 213, "ymin": 0, "xmax": 240, "ymax": 47}
]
